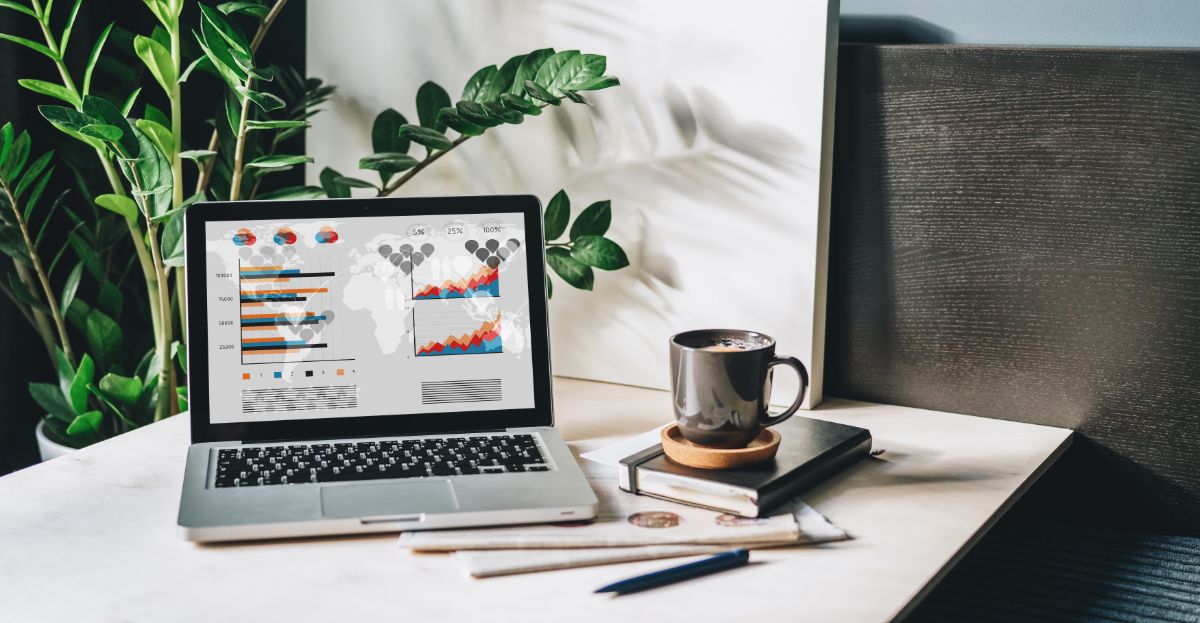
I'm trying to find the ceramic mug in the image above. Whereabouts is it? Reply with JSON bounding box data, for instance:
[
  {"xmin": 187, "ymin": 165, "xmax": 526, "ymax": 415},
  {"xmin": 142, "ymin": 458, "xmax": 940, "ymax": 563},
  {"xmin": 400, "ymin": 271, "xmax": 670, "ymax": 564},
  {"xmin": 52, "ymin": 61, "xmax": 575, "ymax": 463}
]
[{"xmin": 669, "ymin": 329, "xmax": 809, "ymax": 448}]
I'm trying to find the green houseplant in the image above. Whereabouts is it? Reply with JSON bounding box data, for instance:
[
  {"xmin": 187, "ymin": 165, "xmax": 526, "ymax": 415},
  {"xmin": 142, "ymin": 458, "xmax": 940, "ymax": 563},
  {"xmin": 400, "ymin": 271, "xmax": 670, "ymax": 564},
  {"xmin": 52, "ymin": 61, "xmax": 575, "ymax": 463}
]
[{"xmin": 0, "ymin": 0, "xmax": 627, "ymax": 454}]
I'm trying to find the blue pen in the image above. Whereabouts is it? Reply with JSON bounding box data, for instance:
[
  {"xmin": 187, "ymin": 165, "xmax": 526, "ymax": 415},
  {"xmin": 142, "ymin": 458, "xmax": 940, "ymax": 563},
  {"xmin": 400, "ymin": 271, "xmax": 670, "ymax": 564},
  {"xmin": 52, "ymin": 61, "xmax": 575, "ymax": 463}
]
[{"xmin": 594, "ymin": 549, "xmax": 751, "ymax": 594}]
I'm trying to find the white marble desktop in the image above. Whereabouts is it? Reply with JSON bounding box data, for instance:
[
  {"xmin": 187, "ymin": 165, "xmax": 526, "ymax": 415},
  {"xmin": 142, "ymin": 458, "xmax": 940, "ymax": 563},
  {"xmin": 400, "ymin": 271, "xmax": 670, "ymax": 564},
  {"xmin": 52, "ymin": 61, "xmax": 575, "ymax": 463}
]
[{"xmin": 0, "ymin": 378, "xmax": 1071, "ymax": 622}]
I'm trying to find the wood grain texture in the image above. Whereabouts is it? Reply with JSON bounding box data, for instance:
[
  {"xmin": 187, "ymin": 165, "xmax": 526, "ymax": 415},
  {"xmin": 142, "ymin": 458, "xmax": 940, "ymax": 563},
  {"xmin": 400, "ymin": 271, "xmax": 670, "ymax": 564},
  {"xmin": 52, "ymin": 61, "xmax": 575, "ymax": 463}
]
[{"xmin": 826, "ymin": 45, "xmax": 1200, "ymax": 534}]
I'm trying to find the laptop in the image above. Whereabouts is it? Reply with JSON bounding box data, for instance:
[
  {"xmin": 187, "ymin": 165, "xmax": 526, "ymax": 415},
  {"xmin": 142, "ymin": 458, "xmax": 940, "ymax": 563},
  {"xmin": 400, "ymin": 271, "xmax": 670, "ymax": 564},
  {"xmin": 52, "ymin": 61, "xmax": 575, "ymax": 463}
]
[{"xmin": 178, "ymin": 195, "xmax": 598, "ymax": 542}]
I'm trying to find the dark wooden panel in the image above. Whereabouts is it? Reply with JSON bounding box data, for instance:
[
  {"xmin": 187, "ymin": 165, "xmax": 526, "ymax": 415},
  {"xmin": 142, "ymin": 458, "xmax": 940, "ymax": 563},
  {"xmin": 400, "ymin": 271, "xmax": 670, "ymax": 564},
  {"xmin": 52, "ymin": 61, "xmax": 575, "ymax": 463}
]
[{"xmin": 826, "ymin": 45, "xmax": 1200, "ymax": 534}]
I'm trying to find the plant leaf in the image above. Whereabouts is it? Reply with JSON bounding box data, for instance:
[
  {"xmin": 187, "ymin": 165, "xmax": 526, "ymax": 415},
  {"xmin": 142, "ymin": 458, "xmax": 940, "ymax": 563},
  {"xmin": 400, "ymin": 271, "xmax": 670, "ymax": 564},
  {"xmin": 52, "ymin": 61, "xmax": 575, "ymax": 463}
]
[
  {"xmin": 359, "ymin": 152, "xmax": 418, "ymax": 174},
  {"xmin": 570, "ymin": 200, "xmax": 611, "ymax": 239},
  {"xmin": 0, "ymin": 33, "xmax": 56, "ymax": 59},
  {"xmin": 562, "ymin": 90, "xmax": 590, "ymax": 105},
  {"xmin": 198, "ymin": 3, "xmax": 252, "ymax": 61},
  {"xmin": 160, "ymin": 209, "xmax": 184, "ymax": 267},
  {"xmin": 509, "ymin": 48, "xmax": 554, "ymax": 97},
  {"xmin": 455, "ymin": 101, "xmax": 501, "ymax": 127},
  {"xmin": 218, "ymin": 1, "xmax": 269, "ymax": 18},
  {"xmin": 17, "ymin": 79, "xmax": 81, "ymax": 107},
  {"xmin": 370, "ymin": 109, "xmax": 408, "ymax": 184},
  {"xmin": 69, "ymin": 352, "xmax": 95, "ymax": 414},
  {"xmin": 437, "ymin": 108, "xmax": 486, "ymax": 137},
  {"xmin": 245, "ymin": 154, "xmax": 313, "ymax": 169},
  {"xmin": 524, "ymin": 80, "xmax": 561, "ymax": 106},
  {"xmin": 398, "ymin": 124, "xmax": 452, "ymax": 150},
  {"xmin": 172, "ymin": 340, "xmax": 187, "ymax": 374},
  {"xmin": 99, "ymin": 373, "xmax": 143, "ymax": 404},
  {"xmin": 98, "ymin": 281, "xmax": 122, "ymax": 317},
  {"xmin": 14, "ymin": 150, "xmax": 54, "ymax": 200},
  {"xmin": 491, "ymin": 54, "xmax": 525, "ymax": 100},
  {"xmin": 178, "ymin": 54, "xmax": 211, "ymax": 84},
  {"xmin": 543, "ymin": 189, "xmax": 569, "ymax": 241},
  {"xmin": 576, "ymin": 75, "xmax": 620, "ymax": 91},
  {"xmin": 37, "ymin": 105, "xmax": 104, "ymax": 149},
  {"xmin": 483, "ymin": 101, "xmax": 523, "ymax": 124},
  {"xmin": 85, "ymin": 308, "xmax": 123, "ymax": 370},
  {"xmin": 133, "ymin": 34, "xmax": 176, "ymax": 95},
  {"xmin": 371, "ymin": 108, "xmax": 409, "ymax": 155},
  {"xmin": 499, "ymin": 93, "xmax": 541, "ymax": 116},
  {"xmin": 83, "ymin": 95, "xmax": 139, "ymax": 157},
  {"xmin": 29, "ymin": 382, "xmax": 76, "ymax": 422},
  {"xmin": 80, "ymin": 124, "xmax": 123, "ymax": 142},
  {"xmin": 571, "ymin": 235, "xmax": 629, "ymax": 270},
  {"xmin": 0, "ymin": 122, "xmax": 12, "ymax": 166},
  {"xmin": 60, "ymin": 0, "xmax": 84, "ymax": 56},
  {"xmin": 532, "ymin": 50, "xmax": 580, "ymax": 96},
  {"xmin": 319, "ymin": 166, "xmax": 350, "ymax": 198},
  {"xmin": 120, "ymin": 125, "xmax": 172, "ymax": 217},
  {"xmin": 245, "ymin": 119, "xmax": 307, "ymax": 131},
  {"xmin": 23, "ymin": 166, "xmax": 53, "ymax": 215},
  {"xmin": 236, "ymin": 86, "xmax": 285, "ymax": 112},
  {"xmin": 416, "ymin": 81, "xmax": 451, "ymax": 132},
  {"xmin": 66, "ymin": 410, "xmax": 103, "ymax": 438},
  {"xmin": 179, "ymin": 149, "xmax": 217, "ymax": 162},
  {"xmin": 247, "ymin": 66, "xmax": 274, "ymax": 82},
  {"xmin": 194, "ymin": 19, "xmax": 246, "ymax": 90},
  {"xmin": 545, "ymin": 275, "xmax": 552, "ymax": 300},
  {"xmin": 332, "ymin": 176, "xmax": 378, "ymax": 189},
  {"xmin": 257, "ymin": 185, "xmax": 325, "ymax": 200},
  {"xmin": 561, "ymin": 54, "xmax": 606, "ymax": 91},
  {"xmin": 0, "ymin": 1, "xmax": 38, "ymax": 18},
  {"xmin": 1, "ymin": 130, "xmax": 30, "ymax": 181},
  {"xmin": 121, "ymin": 87, "xmax": 143, "ymax": 117},
  {"xmin": 134, "ymin": 118, "xmax": 175, "ymax": 159},
  {"xmin": 59, "ymin": 262, "xmax": 83, "ymax": 321},
  {"xmin": 461, "ymin": 65, "xmax": 498, "ymax": 103},
  {"xmin": 83, "ymin": 22, "xmax": 113, "ymax": 96},
  {"xmin": 547, "ymin": 247, "xmax": 594, "ymax": 291}
]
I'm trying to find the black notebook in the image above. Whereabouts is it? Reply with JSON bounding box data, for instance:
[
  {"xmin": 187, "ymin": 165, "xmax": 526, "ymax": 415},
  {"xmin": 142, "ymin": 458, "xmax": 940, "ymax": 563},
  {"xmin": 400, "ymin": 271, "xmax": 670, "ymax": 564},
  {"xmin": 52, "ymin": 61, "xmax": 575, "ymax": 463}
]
[{"xmin": 618, "ymin": 417, "xmax": 872, "ymax": 517}]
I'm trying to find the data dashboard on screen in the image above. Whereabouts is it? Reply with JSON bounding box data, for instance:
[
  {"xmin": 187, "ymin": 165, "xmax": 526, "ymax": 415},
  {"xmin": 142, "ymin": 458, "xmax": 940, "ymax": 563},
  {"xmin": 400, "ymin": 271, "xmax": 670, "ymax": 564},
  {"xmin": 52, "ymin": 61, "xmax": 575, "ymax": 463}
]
[{"xmin": 202, "ymin": 213, "xmax": 535, "ymax": 424}]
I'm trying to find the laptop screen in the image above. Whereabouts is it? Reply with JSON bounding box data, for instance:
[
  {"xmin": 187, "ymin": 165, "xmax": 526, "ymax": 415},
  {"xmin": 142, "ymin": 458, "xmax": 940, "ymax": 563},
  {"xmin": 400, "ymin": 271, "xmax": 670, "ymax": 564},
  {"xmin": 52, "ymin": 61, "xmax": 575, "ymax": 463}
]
[{"xmin": 201, "ymin": 212, "xmax": 536, "ymax": 424}]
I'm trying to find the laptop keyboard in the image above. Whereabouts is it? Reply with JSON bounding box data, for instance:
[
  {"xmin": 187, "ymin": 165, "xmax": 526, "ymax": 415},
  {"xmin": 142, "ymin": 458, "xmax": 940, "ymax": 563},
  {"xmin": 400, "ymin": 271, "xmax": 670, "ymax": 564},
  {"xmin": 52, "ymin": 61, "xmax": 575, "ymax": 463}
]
[{"xmin": 213, "ymin": 434, "xmax": 549, "ymax": 488}]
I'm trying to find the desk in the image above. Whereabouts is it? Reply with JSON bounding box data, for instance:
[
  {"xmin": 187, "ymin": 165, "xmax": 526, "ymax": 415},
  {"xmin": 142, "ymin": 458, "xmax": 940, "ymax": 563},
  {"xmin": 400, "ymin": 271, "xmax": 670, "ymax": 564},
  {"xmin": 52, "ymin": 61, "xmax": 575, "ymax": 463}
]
[{"xmin": 0, "ymin": 378, "xmax": 1070, "ymax": 622}]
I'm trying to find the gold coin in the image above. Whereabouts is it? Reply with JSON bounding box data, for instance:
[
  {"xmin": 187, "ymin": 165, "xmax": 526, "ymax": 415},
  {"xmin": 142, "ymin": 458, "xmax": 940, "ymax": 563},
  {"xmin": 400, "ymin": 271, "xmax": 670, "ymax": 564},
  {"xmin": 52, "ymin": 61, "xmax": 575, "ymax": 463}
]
[{"xmin": 627, "ymin": 511, "xmax": 681, "ymax": 528}]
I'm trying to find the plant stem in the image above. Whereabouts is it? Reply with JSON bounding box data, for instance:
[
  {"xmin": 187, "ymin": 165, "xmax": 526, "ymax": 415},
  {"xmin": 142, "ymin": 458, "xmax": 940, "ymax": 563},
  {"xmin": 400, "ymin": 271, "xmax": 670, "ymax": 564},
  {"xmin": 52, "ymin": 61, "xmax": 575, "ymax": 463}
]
[
  {"xmin": 194, "ymin": 0, "xmax": 288, "ymax": 197},
  {"xmin": 227, "ymin": 95, "xmax": 252, "ymax": 201},
  {"xmin": 116, "ymin": 145, "xmax": 174, "ymax": 421},
  {"xmin": 12, "ymin": 262, "xmax": 57, "ymax": 361},
  {"xmin": 1, "ymin": 184, "xmax": 74, "ymax": 363},
  {"xmin": 377, "ymin": 136, "xmax": 471, "ymax": 196},
  {"xmin": 168, "ymin": 20, "xmax": 187, "ymax": 342},
  {"xmin": 26, "ymin": 1, "xmax": 165, "ymax": 350},
  {"xmin": 145, "ymin": 221, "xmax": 174, "ymax": 420}
]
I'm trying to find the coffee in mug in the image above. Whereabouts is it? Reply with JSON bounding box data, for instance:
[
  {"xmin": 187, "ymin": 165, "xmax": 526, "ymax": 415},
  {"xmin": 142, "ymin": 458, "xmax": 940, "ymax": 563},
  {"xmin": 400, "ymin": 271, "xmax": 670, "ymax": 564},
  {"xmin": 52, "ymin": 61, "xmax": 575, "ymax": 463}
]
[{"xmin": 669, "ymin": 329, "xmax": 809, "ymax": 449}]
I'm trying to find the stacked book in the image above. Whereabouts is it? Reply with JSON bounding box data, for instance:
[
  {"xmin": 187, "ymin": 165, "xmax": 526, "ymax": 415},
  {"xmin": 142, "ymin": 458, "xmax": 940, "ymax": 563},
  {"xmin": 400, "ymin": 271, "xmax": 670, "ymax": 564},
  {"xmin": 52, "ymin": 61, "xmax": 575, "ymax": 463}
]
[{"xmin": 397, "ymin": 418, "xmax": 871, "ymax": 577}]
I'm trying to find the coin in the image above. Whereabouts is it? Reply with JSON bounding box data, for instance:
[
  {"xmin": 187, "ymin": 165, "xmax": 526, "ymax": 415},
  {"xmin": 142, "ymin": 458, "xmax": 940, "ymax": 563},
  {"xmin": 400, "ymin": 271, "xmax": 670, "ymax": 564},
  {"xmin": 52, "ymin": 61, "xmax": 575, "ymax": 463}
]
[
  {"xmin": 715, "ymin": 514, "xmax": 768, "ymax": 527},
  {"xmin": 627, "ymin": 511, "xmax": 681, "ymax": 528}
]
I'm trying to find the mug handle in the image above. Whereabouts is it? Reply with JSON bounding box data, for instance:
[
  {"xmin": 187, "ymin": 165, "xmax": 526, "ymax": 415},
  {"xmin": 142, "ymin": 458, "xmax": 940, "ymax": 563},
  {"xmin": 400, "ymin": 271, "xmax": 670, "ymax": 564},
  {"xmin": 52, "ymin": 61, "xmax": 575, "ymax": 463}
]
[{"xmin": 760, "ymin": 356, "xmax": 809, "ymax": 428}]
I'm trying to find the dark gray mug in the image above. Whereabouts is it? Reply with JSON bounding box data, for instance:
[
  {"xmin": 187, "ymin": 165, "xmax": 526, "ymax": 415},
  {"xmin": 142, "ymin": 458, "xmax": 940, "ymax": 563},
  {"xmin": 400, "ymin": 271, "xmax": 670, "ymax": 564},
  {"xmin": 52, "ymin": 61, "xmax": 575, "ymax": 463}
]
[{"xmin": 669, "ymin": 329, "xmax": 809, "ymax": 449}]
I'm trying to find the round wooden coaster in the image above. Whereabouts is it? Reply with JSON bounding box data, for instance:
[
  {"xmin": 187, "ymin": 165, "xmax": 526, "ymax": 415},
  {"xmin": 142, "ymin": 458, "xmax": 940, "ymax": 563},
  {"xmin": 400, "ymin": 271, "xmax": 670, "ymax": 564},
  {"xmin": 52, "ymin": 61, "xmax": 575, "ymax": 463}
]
[{"xmin": 660, "ymin": 424, "xmax": 781, "ymax": 470}]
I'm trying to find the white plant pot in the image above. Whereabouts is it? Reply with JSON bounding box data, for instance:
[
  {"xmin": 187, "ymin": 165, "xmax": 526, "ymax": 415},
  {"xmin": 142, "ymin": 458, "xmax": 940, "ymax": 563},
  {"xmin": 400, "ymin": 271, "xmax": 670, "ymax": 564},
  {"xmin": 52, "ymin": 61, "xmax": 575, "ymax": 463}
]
[{"xmin": 35, "ymin": 420, "xmax": 76, "ymax": 462}]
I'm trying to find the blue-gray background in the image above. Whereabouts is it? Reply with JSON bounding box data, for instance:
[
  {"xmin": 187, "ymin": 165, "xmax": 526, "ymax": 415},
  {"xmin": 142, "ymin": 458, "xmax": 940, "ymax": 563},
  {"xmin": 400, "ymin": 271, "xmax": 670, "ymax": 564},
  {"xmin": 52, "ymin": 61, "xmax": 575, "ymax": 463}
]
[{"xmin": 841, "ymin": 0, "xmax": 1200, "ymax": 47}]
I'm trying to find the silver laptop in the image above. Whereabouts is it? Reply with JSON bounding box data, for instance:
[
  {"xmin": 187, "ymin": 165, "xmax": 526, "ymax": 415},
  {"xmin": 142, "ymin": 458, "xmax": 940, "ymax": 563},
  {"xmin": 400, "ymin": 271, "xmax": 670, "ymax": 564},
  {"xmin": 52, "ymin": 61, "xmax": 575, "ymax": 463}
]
[{"xmin": 178, "ymin": 195, "xmax": 597, "ymax": 542}]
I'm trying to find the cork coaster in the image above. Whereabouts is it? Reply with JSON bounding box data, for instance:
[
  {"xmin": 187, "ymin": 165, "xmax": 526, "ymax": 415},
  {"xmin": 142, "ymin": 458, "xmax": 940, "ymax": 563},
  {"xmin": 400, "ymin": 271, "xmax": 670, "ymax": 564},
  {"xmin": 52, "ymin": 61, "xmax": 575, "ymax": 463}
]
[{"xmin": 660, "ymin": 424, "xmax": 781, "ymax": 470}]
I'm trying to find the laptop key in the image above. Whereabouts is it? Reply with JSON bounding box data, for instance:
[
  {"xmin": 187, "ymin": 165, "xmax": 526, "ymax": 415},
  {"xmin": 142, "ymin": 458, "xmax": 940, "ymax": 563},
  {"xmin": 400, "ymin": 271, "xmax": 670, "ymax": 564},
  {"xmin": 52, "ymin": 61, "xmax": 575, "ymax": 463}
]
[{"xmin": 214, "ymin": 433, "xmax": 550, "ymax": 488}]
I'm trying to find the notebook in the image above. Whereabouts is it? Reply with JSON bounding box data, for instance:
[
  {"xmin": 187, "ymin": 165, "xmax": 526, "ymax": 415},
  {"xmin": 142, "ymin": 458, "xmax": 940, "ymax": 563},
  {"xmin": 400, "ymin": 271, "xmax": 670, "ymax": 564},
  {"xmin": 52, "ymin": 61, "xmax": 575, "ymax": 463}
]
[{"xmin": 617, "ymin": 417, "xmax": 872, "ymax": 517}]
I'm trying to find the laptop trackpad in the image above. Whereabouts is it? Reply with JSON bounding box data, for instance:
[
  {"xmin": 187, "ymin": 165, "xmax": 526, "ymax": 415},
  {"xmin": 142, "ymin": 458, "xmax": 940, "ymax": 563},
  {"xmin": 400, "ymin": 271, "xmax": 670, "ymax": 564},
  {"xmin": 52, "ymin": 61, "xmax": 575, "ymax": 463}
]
[{"xmin": 320, "ymin": 480, "xmax": 459, "ymax": 519}]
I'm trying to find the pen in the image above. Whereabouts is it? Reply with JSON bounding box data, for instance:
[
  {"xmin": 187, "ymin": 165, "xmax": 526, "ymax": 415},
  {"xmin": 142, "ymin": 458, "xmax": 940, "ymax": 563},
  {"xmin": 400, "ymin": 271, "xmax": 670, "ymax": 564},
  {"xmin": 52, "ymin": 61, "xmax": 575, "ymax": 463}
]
[{"xmin": 594, "ymin": 549, "xmax": 751, "ymax": 594}]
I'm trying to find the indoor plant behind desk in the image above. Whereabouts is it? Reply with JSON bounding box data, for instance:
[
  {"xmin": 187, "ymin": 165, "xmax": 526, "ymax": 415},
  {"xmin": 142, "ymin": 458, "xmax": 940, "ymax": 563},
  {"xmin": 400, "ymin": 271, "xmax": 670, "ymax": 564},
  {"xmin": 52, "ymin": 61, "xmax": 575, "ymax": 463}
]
[{"xmin": 0, "ymin": 0, "xmax": 629, "ymax": 460}]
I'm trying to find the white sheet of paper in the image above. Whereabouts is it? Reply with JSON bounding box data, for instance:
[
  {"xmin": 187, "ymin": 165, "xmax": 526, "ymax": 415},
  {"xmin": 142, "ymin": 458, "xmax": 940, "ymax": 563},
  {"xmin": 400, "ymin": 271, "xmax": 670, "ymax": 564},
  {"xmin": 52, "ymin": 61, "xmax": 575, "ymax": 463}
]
[{"xmin": 398, "ymin": 463, "xmax": 802, "ymax": 551}]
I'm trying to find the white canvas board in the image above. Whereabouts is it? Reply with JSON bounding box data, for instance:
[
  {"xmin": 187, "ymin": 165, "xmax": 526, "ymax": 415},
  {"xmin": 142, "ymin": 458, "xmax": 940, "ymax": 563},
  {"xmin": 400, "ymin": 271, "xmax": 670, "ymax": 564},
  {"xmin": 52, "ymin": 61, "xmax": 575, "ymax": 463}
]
[{"xmin": 307, "ymin": 0, "xmax": 839, "ymax": 406}]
